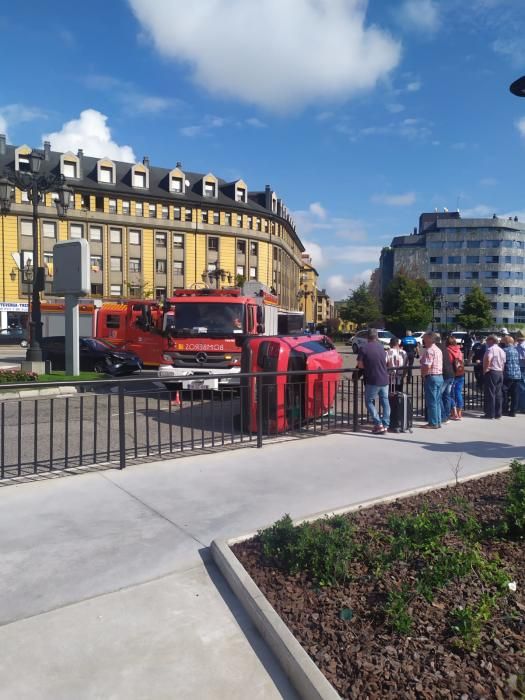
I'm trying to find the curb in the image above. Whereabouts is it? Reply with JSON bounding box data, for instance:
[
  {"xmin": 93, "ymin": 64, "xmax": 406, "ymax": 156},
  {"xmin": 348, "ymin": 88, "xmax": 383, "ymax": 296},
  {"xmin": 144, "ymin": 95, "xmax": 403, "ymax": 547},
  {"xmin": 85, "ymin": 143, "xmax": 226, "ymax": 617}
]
[
  {"xmin": 0, "ymin": 386, "xmax": 78, "ymax": 401},
  {"xmin": 211, "ymin": 465, "xmax": 511, "ymax": 700}
]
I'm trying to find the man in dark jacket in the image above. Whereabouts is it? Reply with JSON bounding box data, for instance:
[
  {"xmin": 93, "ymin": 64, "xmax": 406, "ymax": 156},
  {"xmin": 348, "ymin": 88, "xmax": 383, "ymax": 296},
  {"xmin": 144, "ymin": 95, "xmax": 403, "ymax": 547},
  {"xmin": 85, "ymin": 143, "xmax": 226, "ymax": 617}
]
[
  {"xmin": 436, "ymin": 334, "xmax": 455, "ymax": 424},
  {"xmin": 471, "ymin": 337, "xmax": 487, "ymax": 390}
]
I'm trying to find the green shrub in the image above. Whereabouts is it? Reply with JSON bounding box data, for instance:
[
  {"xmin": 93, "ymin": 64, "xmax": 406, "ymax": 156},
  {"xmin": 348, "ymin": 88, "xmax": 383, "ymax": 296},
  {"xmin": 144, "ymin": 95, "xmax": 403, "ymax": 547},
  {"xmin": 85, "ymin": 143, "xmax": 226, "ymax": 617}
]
[
  {"xmin": 259, "ymin": 514, "xmax": 356, "ymax": 586},
  {"xmin": 0, "ymin": 369, "xmax": 38, "ymax": 385},
  {"xmin": 384, "ymin": 587, "xmax": 413, "ymax": 635},
  {"xmin": 388, "ymin": 508, "xmax": 459, "ymax": 558},
  {"xmin": 504, "ymin": 460, "xmax": 525, "ymax": 537},
  {"xmin": 450, "ymin": 594, "xmax": 496, "ymax": 651}
]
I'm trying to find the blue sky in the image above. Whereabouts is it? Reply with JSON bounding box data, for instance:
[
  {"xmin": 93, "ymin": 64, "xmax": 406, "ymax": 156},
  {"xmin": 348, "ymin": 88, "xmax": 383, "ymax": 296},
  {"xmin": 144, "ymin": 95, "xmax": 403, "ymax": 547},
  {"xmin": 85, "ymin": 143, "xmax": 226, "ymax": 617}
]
[{"xmin": 1, "ymin": 0, "xmax": 525, "ymax": 299}]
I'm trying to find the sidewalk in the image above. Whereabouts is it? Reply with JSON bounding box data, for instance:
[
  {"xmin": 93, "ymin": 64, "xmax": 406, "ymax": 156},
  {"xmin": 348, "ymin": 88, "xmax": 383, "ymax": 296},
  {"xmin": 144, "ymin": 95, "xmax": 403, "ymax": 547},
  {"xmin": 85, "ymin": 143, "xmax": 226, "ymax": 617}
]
[{"xmin": 0, "ymin": 415, "xmax": 524, "ymax": 699}]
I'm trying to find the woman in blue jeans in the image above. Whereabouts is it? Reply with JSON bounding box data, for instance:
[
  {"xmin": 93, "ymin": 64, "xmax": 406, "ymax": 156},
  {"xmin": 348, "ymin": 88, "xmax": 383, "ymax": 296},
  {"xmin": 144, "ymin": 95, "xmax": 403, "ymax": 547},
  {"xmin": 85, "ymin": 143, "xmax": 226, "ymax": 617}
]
[
  {"xmin": 447, "ymin": 336, "xmax": 465, "ymax": 420},
  {"xmin": 420, "ymin": 332, "xmax": 444, "ymax": 428}
]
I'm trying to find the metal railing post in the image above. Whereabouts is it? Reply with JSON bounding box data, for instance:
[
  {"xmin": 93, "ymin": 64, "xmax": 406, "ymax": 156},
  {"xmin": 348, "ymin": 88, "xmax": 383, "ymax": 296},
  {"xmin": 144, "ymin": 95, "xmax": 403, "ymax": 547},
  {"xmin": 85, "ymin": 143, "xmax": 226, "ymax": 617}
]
[
  {"xmin": 118, "ymin": 383, "xmax": 126, "ymax": 469},
  {"xmin": 256, "ymin": 374, "xmax": 263, "ymax": 448},
  {"xmin": 352, "ymin": 371, "xmax": 359, "ymax": 432}
]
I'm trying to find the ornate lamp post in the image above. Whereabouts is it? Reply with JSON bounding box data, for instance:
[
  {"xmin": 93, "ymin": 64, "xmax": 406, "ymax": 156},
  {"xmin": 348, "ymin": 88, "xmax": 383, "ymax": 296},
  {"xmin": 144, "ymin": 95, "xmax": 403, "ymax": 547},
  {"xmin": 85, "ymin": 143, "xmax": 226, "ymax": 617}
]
[{"xmin": 0, "ymin": 153, "xmax": 73, "ymax": 366}]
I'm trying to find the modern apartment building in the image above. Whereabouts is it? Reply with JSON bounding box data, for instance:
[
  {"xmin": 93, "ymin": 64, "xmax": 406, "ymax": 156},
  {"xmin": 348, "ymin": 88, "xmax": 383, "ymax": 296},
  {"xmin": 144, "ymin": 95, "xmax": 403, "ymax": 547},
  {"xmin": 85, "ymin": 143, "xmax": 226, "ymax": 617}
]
[
  {"xmin": 380, "ymin": 211, "xmax": 525, "ymax": 327},
  {"xmin": 0, "ymin": 135, "xmax": 310, "ymax": 327}
]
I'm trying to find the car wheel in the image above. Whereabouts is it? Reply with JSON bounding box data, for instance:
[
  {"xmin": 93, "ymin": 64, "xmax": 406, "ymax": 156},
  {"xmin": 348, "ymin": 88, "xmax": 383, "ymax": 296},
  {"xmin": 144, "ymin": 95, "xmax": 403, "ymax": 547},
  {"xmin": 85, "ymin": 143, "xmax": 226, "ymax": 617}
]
[
  {"xmin": 94, "ymin": 361, "xmax": 107, "ymax": 374},
  {"xmin": 352, "ymin": 344, "xmax": 359, "ymax": 354}
]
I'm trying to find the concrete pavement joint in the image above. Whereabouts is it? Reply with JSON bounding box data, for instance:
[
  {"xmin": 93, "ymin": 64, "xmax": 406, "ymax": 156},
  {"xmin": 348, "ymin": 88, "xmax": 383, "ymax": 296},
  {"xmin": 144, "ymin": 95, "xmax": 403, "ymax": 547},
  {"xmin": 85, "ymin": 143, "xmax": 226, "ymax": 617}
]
[{"xmin": 212, "ymin": 465, "xmax": 511, "ymax": 700}]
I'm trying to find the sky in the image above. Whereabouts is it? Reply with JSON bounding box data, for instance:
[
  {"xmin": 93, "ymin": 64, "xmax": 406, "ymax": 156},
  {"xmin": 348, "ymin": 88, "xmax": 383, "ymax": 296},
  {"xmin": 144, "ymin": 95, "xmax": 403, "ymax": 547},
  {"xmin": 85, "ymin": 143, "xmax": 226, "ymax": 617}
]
[{"xmin": 1, "ymin": 0, "xmax": 525, "ymax": 300}]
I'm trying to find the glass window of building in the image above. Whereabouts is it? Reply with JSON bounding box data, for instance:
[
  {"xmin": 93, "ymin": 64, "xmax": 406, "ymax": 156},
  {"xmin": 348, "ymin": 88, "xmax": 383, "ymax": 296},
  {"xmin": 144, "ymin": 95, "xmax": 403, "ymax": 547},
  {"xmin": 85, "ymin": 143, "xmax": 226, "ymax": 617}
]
[
  {"xmin": 483, "ymin": 271, "xmax": 498, "ymax": 278},
  {"xmin": 63, "ymin": 160, "xmax": 77, "ymax": 178},
  {"xmin": 128, "ymin": 286, "xmax": 141, "ymax": 298},
  {"xmin": 236, "ymin": 265, "xmax": 245, "ymax": 277},
  {"xmin": 110, "ymin": 227, "xmax": 122, "ymax": 244},
  {"xmin": 91, "ymin": 283, "xmax": 103, "ymax": 296},
  {"xmin": 91, "ymin": 255, "xmax": 103, "ymax": 271},
  {"xmin": 446, "ymin": 287, "xmax": 460, "ymax": 294},
  {"xmin": 466, "ymin": 240, "xmax": 481, "ymax": 248},
  {"xmin": 429, "ymin": 271, "xmax": 442, "ymax": 279},
  {"xmin": 135, "ymin": 202, "xmax": 143, "ymax": 217},
  {"xmin": 70, "ymin": 223, "xmax": 83, "ymax": 239},
  {"xmin": 430, "ymin": 256, "xmax": 443, "ymax": 264},
  {"xmin": 20, "ymin": 219, "xmax": 32, "ymax": 236},
  {"xmin": 161, "ymin": 205, "xmax": 169, "ymax": 219},
  {"xmin": 225, "ymin": 212, "xmax": 231, "ymax": 226},
  {"xmin": 466, "ymin": 255, "xmax": 479, "ymax": 264},
  {"xmin": 208, "ymin": 237, "xmax": 219, "ymax": 251},
  {"xmin": 171, "ymin": 177, "xmax": 183, "ymax": 193},
  {"xmin": 149, "ymin": 204, "xmax": 156, "ymax": 218},
  {"xmin": 237, "ymin": 214, "xmax": 243, "ymax": 227},
  {"xmin": 504, "ymin": 287, "xmax": 511, "ymax": 295},
  {"xmin": 110, "ymin": 284, "xmax": 122, "ymax": 296},
  {"xmin": 237, "ymin": 240, "xmax": 246, "ymax": 254},
  {"xmin": 156, "ymin": 232, "xmax": 167, "ymax": 247},
  {"xmin": 482, "ymin": 240, "xmax": 500, "ymax": 248},
  {"xmin": 250, "ymin": 241, "xmax": 258, "ymax": 256},
  {"xmin": 133, "ymin": 171, "xmax": 146, "ymax": 188},
  {"xmin": 448, "ymin": 271, "xmax": 460, "ymax": 279},
  {"xmin": 108, "ymin": 198, "xmax": 117, "ymax": 214},
  {"xmin": 483, "ymin": 286, "xmax": 498, "ymax": 295},
  {"xmin": 174, "ymin": 261, "xmax": 184, "ymax": 274},
  {"xmin": 156, "ymin": 259, "xmax": 167, "ymax": 273},
  {"xmin": 236, "ymin": 187, "xmax": 246, "ymax": 203},
  {"xmin": 247, "ymin": 216, "xmax": 253, "ymax": 229},
  {"xmin": 185, "ymin": 208, "xmax": 192, "ymax": 222},
  {"xmin": 90, "ymin": 226, "xmax": 102, "ymax": 241},
  {"xmin": 110, "ymin": 256, "xmax": 122, "ymax": 271},
  {"xmin": 428, "ymin": 241, "xmax": 444, "ymax": 249},
  {"xmin": 155, "ymin": 287, "xmax": 166, "ymax": 299},
  {"xmin": 249, "ymin": 266, "xmax": 257, "ymax": 279},
  {"xmin": 173, "ymin": 234, "xmax": 184, "ymax": 249},
  {"xmin": 129, "ymin": 229, "xmax": 141, "ymax": 245},
  {"xmin": 122, "ymin": 200, "xmax": 130, "ymax": 215},
  {"xmin": 43, "ymin": 221, "xmax": 56, "ymax": 238},
  {"xmin": 204, "ymin": 181, "xmax": 216, "ymax": 197},
  {"xmin": 129, "ymin": 258, "xmax": 141, "ymax": 273},
  {"xmin": 202, "ymin": 211, "xmax": 208, "ymax": 224},
  {"xmin": 484, "ymin": 255, "xmax": 499, "ymax": 263},
  {"xmin": 174, "ymin": 207, "xmax": 181, "ymax": 220},
  {"xmin": 448, "ymin": 255, "xmax": 461, "ymax": 264},
  {"xmin": 464, "ymin": 271, "xmax": 478, "ymax": 279},
  {"xmin": 99, "ymin": 166, "xmax": 113, "ymax": 184},
  {"xmin": 213, "ymin": 211, "xmax": 220, "ymax": 224}
]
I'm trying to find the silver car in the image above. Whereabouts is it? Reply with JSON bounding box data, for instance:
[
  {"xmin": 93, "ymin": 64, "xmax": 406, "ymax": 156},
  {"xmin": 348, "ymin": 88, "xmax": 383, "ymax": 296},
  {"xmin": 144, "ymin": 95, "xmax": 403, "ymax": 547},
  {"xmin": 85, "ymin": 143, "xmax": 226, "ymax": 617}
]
[{"xmin": 347, "ymin": 329, "xmax": 394, "ymax": 354}]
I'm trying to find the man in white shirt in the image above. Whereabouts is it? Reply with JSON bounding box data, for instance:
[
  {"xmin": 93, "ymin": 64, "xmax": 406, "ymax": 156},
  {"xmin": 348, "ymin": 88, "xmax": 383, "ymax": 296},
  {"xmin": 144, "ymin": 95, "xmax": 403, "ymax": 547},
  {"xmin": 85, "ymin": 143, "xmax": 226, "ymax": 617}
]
[{"xmin": 482, "ymin": 335, "xmax": 506, "ymax": 419}]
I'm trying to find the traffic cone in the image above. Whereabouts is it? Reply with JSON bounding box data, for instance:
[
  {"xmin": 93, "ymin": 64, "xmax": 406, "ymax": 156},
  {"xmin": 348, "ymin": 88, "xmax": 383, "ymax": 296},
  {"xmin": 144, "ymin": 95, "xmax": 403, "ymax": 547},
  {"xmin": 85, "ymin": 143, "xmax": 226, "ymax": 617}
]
[{"xmin": 170, "ymin": 390, "xmax": 182, "ymax": 406}]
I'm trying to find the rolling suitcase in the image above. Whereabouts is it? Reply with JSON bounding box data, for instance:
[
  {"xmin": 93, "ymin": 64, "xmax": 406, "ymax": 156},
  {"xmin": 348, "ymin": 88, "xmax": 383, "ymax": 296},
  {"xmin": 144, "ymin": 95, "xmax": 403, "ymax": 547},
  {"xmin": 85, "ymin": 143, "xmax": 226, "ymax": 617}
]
[{"xmin": 388, "ymin": 392, "xmax": 413, "ymax": 433}]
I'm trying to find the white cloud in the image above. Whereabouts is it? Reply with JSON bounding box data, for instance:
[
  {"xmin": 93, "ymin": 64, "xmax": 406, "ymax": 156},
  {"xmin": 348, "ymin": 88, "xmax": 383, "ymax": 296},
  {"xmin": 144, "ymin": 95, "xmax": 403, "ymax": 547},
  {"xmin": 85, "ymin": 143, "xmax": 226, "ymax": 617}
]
[
  {"xmin": 0, "ymin": 114, "xmax": 7, "ymax": 137},
  {"xmin": 371, "ymin": 192, "xmax": 416, "ymax": 206},
  {"xmin": 459, "ymin": 204, "xmax": 494, "ymax": 218},
  {"xmin": 42, "ymin": 109, "xmax": 136, "ymax": 161},
  {"xmin": 387, "ymin": 102, "xmax": 405, "ymax": 113},
  {"xmin": 480, "ymin": 177, "xmax": 497, "ymax": 186},
  {"xmin": 493, "ymin": 37, "xmax": 525, "ymax": 67},
  {"xmin": 406, "ymin": 80, "xmax": 421, "ymax": 92},
  {"xmin": 326, "ymin": 270, "xmax": 373, "ymax": 299},
  {"xmin": 309, "ymin": 202, "xmax": 327, "ymax": 220},
  {"xmin": 397, "ymin": 0, "xmax": 440, "ymax": 32},
  {"xmin": 245, "ymin": 117, "xmax": 267, "ymax": 128},
  {"xmin": 180, "ymin": 114, "xmax": 226, "ymax": 137},
  {"xmin": 128, "ymin": 0, "xmax": 401, "ymax": 113},
  {"xmin": 302, "ymin": 240, "xmax": 325, "ymax": 269},
  {"xmin": 0, "ymin": 104, "xmax": 48, "ymax": 139},
  {"xmin": 85, "ymin": 74, "xmax": 179, "ymax": 115},
  {"xmin": 516, "ymin": 116, "xmax": 525, "ymax": 138}
]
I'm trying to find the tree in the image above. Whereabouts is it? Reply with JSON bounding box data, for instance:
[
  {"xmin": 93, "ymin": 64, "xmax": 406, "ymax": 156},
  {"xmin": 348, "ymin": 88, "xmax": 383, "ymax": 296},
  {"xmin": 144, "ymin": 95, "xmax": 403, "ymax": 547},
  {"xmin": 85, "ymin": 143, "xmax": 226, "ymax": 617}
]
[
  {"xmin": 339, "ymin": 282, "xmax": 382, "ymax": 327},
  {"xmin": 382, "ymin": 274, "xmax": 433, "ymax": 337},
  {"xmin": 455, "ymin": 286, "xmax": 492, "ymax": 330}
]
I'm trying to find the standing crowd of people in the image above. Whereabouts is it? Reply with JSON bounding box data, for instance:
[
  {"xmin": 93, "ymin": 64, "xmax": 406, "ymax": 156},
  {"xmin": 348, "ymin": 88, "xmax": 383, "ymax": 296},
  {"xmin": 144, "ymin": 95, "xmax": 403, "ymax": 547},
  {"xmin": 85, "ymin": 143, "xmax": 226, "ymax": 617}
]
[{"xmin": 356, "ymin": 327, "xmax": 525, "ymax": 433}]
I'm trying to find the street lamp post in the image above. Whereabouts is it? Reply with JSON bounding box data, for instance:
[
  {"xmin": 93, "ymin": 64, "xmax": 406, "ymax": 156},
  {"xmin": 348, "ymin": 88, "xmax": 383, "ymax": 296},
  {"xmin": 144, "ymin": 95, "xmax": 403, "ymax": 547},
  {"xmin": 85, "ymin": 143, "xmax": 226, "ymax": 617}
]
[{"xmin": 0, "ymin": 153, "xmax": 73, "ymax": 367}]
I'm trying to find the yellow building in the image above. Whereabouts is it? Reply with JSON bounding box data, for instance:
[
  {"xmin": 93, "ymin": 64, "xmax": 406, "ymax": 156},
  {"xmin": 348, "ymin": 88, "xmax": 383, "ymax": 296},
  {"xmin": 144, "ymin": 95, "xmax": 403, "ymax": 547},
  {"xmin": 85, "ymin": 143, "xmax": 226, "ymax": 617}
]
[
  {"xmin": 0, "ymin": 137, "xmax": 307, "ymax": 324},
  {"xmin": 298, "ymin": 254, "xmax": 318, "ymax": 325},
  {"xmin": 315, "ymin": 288, "xmax": 335, "ymax": 327}
]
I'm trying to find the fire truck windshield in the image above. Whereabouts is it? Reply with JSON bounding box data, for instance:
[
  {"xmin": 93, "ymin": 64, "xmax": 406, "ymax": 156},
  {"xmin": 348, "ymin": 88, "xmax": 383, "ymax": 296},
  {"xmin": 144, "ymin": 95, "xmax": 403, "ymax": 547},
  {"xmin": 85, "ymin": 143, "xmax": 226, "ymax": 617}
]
[{"xmin": 172, "ymin": 302, "xmax": 245, "ymax": 336}]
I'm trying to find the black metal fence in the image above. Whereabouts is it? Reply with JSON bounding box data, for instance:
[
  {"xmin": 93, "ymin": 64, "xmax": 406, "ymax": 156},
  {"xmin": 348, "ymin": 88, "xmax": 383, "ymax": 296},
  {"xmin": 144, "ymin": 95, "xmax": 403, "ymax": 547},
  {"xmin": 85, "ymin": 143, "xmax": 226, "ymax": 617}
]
[{"xmin": 0, "ymin": 368, "xmax": 484, "ymax": 482}]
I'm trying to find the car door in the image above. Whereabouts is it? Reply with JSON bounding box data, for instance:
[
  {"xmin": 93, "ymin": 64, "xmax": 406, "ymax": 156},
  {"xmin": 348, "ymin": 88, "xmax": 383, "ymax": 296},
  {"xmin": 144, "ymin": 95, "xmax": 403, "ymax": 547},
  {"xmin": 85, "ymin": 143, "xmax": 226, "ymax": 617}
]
[{"xmin": 79, "ymin": 339, "xmax": 97, "ymax": 371}]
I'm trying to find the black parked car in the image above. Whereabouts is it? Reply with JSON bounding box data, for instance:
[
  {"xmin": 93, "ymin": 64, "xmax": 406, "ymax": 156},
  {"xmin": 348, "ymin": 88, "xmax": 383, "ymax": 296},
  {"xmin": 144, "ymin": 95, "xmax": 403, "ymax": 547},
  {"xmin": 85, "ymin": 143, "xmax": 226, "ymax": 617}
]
[
  {"xmin": 0, "ymin": 327, "xmax": 29, "ymax": 347},
  {"xmin": 40, "ymin": 336, "xmax": 142, "ymax": 375}
]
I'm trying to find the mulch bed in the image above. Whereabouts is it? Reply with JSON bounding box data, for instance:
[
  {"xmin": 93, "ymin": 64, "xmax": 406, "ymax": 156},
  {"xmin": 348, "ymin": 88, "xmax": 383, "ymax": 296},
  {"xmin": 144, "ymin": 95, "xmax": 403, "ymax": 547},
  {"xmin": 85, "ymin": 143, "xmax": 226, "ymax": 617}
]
[{"xmin": 232, "ymin": 472, "xmax": 525, "ymax": 699}]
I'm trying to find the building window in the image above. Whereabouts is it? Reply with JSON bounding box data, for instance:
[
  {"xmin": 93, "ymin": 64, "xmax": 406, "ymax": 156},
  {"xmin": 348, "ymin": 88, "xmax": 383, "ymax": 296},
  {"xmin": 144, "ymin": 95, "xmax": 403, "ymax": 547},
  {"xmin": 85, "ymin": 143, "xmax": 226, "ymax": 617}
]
[
  {"xmin": 20, "ymin": 219, "xmax": 32, "ymax": 236},
  {"xmin": 99, "ymin": 166, "xmax": 113, "ymax": 184},
  {"xmin": 250, "ymin": 241, "xmax": 258, "ymax": 256},
  {"xmin": 42, "ymin": 221, "xmax": 56, "ymax": 239},
  {"xmin": 448, "ymin": 255, "xmax": 461, "ymax": 264},
  {"xmin": 237, "ymin": 240, "xmax": 246, "ymax": 254},
  {"xmin": 108, "ymin": 198, "xmax": 117, "ymax": 214},
  {"xmin": 225, "ymin": 212, "xmax": 231, "ymax": 226},
  {"xmin": 237, "ymin": 214, "xmax": 243, "ymax": 227},
  {"xmin": 70, "ymin": 223, "xmax": 83, "ymax": 239},
  {"xmin": 483, "ymin": 271, "xmax": 499, "ymax": 279},
  {"xmin": 110, "ymin": 284, "xmax": 122, "ymax": 297},
  {"xmin": 173, "ymin": 234, "xmax": 184, "ymax": 249},
  {"xmin": 236, "ymin": 187, "xmax": 246, "ymax": 203},
  {"xmin": 129, "ymin": 229, "xmax": 141, "ymax": 246},
  {"xmin": 483, "ymin": 287, "xmax": 498, "ymax": 295},
  {"xmin": 155, "ymin": 287, "xmax": 166, "ymax": 300},
  {"xmin": 149, "ymin": 203, "xmax": 156, "ymax": 218},
  {"xmin": 161, "ymin": 205, "xmax": 169, "ymax": 220},
  {"xmin": 484, "ymin": 255, "xmax": 499, "ymax": 264},
  {"xmin": 135, "ymin": 202, "xmax": 144, "ymax": 217},
  {"xmin": 122, "ymin": 200, "xmax": 130, "ymax": 215},
  {"xmin": 247, "ymin": 216, "xmax": 253, "ymax": 229},
  {"xmin": 63, "ymin": 160, "xmax": 77, "ymax": 178},
  {"xmin": 482, "ymin": 240, "xmax": 500, "ymax": 248},
  {"xmin": 173, "ymin": 261, "xmax": 184, "ymax": 275},
  {"xmin": 156, "ymin": 232, "xmax": 167, "ymax": 247},
  {"xmin": 91, "ymin": 255, "xmax": 103, "ymax": 272},
  {"xmin": 503, "ymin": 287, "xmax": 511, "ymax": 295},
  {"xmin": 464, "ymin": 271, "xmax": 479, "ymax": 279},
  {"xmin": 174, "ymin": 207, "xmax": 181, "ymax": 220},
  {"xmin": 171, "ymin": 177, "xmax": 183, "ymax": 193},
  {"xmin": 133, "ymin": 171, "xmax": 146, "ymax": 188},
  {"xmin": 249, "ymin": 266, "xmax": 257, "ymax": 279},
  {"xmin": 110, "ymin": 256, "xmax": 122, "ymax": 271},
  {"xmin": 21, "ymin": 190, "xmax": 30, "ymax": 203},
  {"xmin": 429, "ymin": 271, "xmax": 442, "ymax": 279},
  {"xmin": 236, "ymin": 265, "xmax": 245, "ymax": 277},
  {"xmin": 213, "ymin": 211, "xmax": 220, "ymax": 224},
  {"xmin": 447, "ymin": 271, "xmax": 461, "ymax": 279},
  {"xmin": 466, "ymin": 256, "xmax": 479, "ymax": 264},
  {"xmin": 466, "ymin": 240, "xmax": 481, "ymax": 248},
  {"xmin": 95, "ymin": 196, "xmax": 104, "ymax": 212},
  {"xmin": 202, "ymin": 211, "xmax": 208, "ymax": 224},
  {"xmin": 89, "ymin": 226, "xmax": 102, "ymax": 242},
  {"xmin": 185, "ymin": 208, "xmax": 192, "ymax": 222},
  {"xmin": 156, "ymin": 259, "xmax": 167, "ymax": 273},
  {"xmin": 208, "ymin": 237, "xmax": 219, "ymax": 251},
  {"xmin": 129, "ymin": 258, "xmax": 141, "ymax": 273},
  {"xmin": 446, "ymin": 287, "xmax": 460, "ymax": 295},
  {"xmin": 91, "ymin": 283, "xmax": 103, "ymax": 296},
  {"xmin": 204, "ymin": 181, "xmax": 216, "ymax": 197},
  {"xmin": 430, "ymin": 256, "xmax": 443, "ymax": 264},
  {"xmin": 110, "ymin": 227, "xmax": 122, "ymax": 244},
  {"xmin": 128, "ymin": 285, "xmax": 141, "ymax": 298}
]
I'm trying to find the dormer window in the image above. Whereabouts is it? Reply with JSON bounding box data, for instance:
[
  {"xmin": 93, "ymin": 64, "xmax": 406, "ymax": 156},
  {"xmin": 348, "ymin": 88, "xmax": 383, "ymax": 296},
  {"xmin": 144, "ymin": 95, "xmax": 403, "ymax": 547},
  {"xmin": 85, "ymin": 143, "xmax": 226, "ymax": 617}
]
[
  {"xmin": 97, "ymin": 159, "xmax": 116, "ymax": 184},
  {"xmin": 236, "ymin": 187, "xmax": 246, "ymax": 203},
  {"xmin": 204, "ymin": 181, "xmax": 216, "ymax": 197},
  {"xmin": 171, "ymin": 177, "xmax": 183, "ymax": 193},
  {"xmin": 15, "ymin": 146, "xmax": 32, "ymax": 172},
  {"xmin": 169, "ymin": 166, "xmax": 186, "ymax": 194},
  {"xmin": 60, "ymin": 152, "xmax": 80, "ymax": 179},
  {"xmin": 63, "ymin": 161, "xmax": 77, "ymax": 178},
  {"xmin": 131, "ymin": 163, "xmax": 149, "ymax": 189}
]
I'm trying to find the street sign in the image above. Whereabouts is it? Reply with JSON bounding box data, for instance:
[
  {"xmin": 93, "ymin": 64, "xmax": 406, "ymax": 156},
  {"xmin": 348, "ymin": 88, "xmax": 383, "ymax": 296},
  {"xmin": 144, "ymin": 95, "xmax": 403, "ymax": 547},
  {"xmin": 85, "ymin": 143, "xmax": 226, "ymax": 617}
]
[{"xmin": 52, "ymin": 239, "xmax": 90, "ymax": 296}]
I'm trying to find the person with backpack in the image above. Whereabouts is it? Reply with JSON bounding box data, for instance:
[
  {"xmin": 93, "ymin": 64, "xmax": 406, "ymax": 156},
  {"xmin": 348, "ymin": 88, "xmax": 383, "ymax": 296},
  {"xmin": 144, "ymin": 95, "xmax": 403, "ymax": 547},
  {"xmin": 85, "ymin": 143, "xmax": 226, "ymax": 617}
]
[
  {"xmin": 447, "ymin": 336, "xmax": 465, "ymax": 420},
  {"xmin": 502, "ymin": 335, "xmax": 521, "ymax": 417},
  {"xmin": 400, "ymin": 330, "xmax": 418, "ymax": 383}
]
